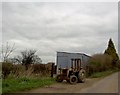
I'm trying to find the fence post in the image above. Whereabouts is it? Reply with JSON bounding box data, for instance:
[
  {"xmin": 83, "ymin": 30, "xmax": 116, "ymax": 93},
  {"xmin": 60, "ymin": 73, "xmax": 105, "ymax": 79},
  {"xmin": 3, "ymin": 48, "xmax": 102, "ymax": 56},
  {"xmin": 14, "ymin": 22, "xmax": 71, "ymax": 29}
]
[{"xmin": 51, "ymin": 63, "xmax": 54, "ymax": 77}]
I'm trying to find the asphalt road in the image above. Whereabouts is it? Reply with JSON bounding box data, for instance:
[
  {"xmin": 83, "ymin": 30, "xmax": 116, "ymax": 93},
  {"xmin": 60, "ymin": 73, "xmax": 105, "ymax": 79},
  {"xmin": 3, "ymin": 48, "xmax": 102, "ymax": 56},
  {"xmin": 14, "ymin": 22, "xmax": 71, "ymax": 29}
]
[
  {"xmin": 23, "ymin": 72, "xmax": 118, "ymax": 93},
  {"xmin": 77, "ymin": 72, "xmax": 118, "ymax": 93}
]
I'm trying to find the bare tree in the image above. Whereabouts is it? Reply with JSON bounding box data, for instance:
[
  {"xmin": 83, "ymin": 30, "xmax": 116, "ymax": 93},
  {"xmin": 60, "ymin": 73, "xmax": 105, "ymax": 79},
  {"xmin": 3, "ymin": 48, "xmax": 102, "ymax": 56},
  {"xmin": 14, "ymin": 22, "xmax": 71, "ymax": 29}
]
[
  {"xmin": 15, "ymin": 49, "xmax": 42, "ymax": 70},
  {"xmin": 1, "ymin": 42, "xmax": 15, "ymax": 62}
]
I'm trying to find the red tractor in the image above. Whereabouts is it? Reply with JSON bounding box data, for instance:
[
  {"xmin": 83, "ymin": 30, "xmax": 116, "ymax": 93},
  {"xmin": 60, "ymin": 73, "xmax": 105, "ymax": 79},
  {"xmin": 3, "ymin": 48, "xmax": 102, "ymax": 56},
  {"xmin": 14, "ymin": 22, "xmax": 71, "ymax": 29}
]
[{"xmin": 56, "ymin": 59, "xmax": 86, "ymax": 84}]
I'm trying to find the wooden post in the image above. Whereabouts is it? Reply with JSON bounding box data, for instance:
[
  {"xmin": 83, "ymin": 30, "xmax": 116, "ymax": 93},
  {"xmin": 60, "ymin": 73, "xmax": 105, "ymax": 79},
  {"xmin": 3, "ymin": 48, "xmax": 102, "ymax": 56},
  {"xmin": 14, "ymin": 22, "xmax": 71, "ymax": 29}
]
[
  {"xmin": 51, "ymin": 63, "xmax": 54, "ymax": 77},
  {"xmin": 71, "ymin": 59, "xmax": 73, "ymax": 68}
]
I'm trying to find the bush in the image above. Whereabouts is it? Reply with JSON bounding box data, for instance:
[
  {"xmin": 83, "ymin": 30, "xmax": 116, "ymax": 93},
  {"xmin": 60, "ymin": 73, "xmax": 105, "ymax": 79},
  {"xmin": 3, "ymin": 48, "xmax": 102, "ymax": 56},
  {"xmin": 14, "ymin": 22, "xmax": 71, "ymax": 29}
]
[
  {"xmin": 11, "ymin": 64, "xmax": 34, "ymax": 78},
  {"xmin": 32, "ymin": 64, "xmax": 49, "ymax": 76},
  {"xmin": 2, "ymin": 62, "xmax": 13, "ymax": 79},
  {"xmin": 87, "ymin": 54, "xmax": 113, "ymax": 75},
  {"xmin": 2, "ymin": 62, "xmax": 52, "ymax": 79},
  {"xmin": 12, "ymin": 64, "xmax": 25, "ymax": 76},
  {"xmin": 116, "ymin": 60, "xmax": 120, "ymax": 69}
]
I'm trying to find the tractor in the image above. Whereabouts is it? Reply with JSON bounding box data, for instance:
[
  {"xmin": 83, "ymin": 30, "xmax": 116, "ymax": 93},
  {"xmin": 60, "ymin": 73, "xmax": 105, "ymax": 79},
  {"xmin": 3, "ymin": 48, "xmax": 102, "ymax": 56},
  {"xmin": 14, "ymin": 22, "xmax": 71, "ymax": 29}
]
[{"xmin": 56, "ymin": 59, "xmax": 86, "ymax": 84}]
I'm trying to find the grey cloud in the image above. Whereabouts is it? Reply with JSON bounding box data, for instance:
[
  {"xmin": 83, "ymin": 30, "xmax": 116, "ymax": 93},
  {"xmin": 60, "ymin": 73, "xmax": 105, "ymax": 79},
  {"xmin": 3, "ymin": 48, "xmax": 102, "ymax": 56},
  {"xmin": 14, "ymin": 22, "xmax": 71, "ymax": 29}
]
[{"xmin": 2, "ymin": 2, "xmax": 118, "ymax": 63}]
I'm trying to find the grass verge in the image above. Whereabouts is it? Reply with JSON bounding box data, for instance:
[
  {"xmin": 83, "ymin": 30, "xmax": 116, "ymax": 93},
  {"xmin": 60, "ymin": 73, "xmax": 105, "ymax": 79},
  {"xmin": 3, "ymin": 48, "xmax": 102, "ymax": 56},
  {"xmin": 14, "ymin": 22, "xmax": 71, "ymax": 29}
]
[
  {"xmin": 0, "ymin": 79, "xmax": 2, "ymax": 94},
  {"xmin": 2, "ymin": 77, "xmax": 55, "ymax": 93},
  {"xmin": 89, "ymin": 68, "xmax": 119, "ymax": 78}
]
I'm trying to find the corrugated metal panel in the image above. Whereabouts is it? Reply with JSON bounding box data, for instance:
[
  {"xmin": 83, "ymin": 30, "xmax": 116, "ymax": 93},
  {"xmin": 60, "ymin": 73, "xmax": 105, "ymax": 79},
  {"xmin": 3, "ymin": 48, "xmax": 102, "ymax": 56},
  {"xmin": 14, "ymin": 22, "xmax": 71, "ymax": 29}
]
[
  {"xmin": 57, "ymin": 56, "xmax": 68, "ymax": 68},
  {"xmin": 56, "ymin": 52, "xmax": 90, "ymax": 74}
]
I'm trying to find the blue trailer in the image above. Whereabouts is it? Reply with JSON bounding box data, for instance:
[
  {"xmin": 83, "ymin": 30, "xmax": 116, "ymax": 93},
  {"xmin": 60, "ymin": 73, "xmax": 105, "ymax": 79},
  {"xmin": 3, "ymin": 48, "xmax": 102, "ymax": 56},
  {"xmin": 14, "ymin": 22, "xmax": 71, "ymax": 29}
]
[{"xmin": 56, "ymin": 52, "xmax": 90, "ymax": 73}]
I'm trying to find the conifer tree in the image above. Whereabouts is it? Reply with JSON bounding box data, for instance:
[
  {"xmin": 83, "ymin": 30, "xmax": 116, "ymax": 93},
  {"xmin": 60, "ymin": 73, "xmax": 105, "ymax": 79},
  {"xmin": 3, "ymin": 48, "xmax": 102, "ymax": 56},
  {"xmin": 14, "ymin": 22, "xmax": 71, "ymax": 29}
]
[{"xmin": 104, "ymin": 38, "xmax": 119, "ymax": 66}]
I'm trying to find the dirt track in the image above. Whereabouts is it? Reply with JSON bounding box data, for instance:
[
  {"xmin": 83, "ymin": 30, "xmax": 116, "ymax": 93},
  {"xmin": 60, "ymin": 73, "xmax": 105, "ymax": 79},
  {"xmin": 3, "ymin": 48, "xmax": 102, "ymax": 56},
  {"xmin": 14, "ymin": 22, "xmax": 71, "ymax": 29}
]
[{"xmin": 23, "ymin": 72, "xmax": 118, "ymax": 93}]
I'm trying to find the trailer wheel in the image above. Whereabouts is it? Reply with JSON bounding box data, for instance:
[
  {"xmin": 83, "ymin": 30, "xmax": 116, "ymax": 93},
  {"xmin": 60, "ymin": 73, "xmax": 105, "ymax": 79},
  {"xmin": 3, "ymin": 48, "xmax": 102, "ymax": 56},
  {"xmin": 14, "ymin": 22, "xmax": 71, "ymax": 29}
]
[
  {"xmin": 69, "ymin": 75, "xmax": 78, "ymax": 84},
  {"xmin": 78, "ymin": 70, "xmax": 86, "ymax": 83},
  {"xmin": 56, "ymin": 75, "xmax": 63, "ymax": 82}
]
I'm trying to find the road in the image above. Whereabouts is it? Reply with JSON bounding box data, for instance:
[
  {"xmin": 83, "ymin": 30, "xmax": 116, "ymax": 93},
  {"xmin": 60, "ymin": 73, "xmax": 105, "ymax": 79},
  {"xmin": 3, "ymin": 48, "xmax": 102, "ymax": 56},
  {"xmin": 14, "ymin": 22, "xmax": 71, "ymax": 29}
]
[
  {"xmin": 77, "ymin": 72, "xmax": 118, "ymax": 93},
  {"xmin": 23, "ymin": 72, "xmax": 118, "ymax": 93}
]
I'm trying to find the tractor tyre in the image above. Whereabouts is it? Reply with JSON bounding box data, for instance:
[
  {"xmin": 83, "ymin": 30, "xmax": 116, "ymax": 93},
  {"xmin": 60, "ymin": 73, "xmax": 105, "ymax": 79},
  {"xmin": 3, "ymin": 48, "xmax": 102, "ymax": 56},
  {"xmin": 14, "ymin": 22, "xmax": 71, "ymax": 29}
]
[
  {"xmin": 56, "ymin": 75, "xmax": 63, "ymax": 82},
  {"xmin": 78, "ymin": 69, "xmax": 86, "ymax": 83},
  {"xmin": 69, "ymin": 75, "xmax": 78, "ymax": 84}
]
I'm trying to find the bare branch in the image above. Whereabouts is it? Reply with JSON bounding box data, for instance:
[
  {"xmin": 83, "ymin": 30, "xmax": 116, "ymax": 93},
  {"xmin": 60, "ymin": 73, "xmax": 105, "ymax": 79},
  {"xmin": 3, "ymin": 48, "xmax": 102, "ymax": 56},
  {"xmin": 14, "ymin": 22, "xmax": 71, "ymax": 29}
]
[
  {"xmin": 5, "ymin": 43, "xmax": 15, "ymax": 58},
  {"xmin": 2, "ymin": 42, "xmax": 16, "ymax": 62}
]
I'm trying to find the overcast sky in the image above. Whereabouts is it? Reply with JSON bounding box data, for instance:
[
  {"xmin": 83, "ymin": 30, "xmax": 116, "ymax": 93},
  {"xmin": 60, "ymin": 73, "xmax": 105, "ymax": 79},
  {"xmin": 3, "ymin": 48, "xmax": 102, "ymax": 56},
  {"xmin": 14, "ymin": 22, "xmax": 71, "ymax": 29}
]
[{"xmin": 2, "ymin": 2, "xmax": 118, "ymax": 63}]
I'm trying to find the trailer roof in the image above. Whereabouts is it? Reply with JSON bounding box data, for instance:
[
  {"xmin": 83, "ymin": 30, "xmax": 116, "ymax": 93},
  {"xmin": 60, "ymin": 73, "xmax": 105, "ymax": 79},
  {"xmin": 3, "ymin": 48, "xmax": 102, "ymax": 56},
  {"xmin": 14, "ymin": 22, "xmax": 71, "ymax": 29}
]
[{"xmin": 57, "ymin": 51, "xmax": 91, "ymax": 57}]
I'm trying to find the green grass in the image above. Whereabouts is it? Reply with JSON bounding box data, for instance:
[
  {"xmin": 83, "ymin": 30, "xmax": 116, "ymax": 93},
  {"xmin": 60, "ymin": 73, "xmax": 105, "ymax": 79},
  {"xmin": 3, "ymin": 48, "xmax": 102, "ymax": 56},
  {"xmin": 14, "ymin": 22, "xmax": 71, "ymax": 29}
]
[
  {"xmin": 0, "ymin": 79, "xmax": 2, "ymax": 94},
  {"xmin": 89, "ymin": 68, "xmax": 119, "ymax": 78},
  {"xmin": 2, "ymin": 77, "xmax": 55, "ymax": 93}
]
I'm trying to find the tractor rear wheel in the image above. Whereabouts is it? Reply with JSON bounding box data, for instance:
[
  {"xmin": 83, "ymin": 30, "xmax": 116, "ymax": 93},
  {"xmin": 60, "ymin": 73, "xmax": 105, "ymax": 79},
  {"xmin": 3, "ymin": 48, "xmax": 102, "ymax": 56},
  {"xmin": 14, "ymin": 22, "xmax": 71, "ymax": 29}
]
[
  {"xmin": 69, "ymin": 75, "xmax": 78, "ymax": 84},
  {"xmin": 56, "ymin": 75, "xmax": 63, "ymax": 82},
  {"xmin": 78, "ymin": 69, "xmax": 86, "ymax": 83}
]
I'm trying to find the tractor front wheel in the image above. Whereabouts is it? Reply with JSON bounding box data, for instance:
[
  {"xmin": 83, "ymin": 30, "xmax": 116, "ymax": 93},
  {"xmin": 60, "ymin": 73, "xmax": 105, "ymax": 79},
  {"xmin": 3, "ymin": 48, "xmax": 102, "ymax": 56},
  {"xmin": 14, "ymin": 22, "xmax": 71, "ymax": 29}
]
[
  {"xmin": 69, "ymin": 75, "xmax": 78, "ymax": 84},
  {"xmin": 56, "ymin": 75, "xmax": 63, "ymax": 82}
]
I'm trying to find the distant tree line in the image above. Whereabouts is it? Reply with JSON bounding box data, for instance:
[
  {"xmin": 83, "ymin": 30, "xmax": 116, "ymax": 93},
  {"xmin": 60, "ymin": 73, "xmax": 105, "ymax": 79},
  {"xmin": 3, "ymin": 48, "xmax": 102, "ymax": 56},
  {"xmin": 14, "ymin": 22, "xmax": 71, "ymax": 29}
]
[{"xmin": 1, "ymin": 38, "xmax": 120, "ymax": 78}]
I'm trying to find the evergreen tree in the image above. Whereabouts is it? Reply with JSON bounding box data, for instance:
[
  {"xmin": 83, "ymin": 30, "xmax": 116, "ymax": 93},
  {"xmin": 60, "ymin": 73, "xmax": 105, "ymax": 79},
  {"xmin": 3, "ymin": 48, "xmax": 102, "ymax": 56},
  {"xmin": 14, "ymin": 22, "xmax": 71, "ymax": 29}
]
[{"xmin": 104, "ymin": 38, "xmax": 119, "ymax": 66}]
